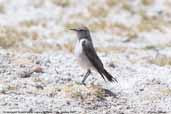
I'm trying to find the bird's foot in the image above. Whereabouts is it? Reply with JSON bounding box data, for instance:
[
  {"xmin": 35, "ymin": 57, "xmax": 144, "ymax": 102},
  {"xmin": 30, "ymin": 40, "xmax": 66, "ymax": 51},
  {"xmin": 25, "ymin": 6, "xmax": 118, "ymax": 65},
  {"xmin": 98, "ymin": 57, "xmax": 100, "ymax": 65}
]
[
  {"xmin": 81, "ymin": 81, "xmax": 86, "ymax": 86},
  {"xmin": 75, "ymin": 81, "xmax": 86, "ymax": 86}
]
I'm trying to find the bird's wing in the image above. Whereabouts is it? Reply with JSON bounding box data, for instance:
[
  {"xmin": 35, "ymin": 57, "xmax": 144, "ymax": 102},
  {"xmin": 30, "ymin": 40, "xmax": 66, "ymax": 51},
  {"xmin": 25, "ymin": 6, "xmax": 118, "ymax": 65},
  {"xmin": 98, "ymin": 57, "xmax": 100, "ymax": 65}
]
[
  {"xmin": 82, "ymin": 39, "xmax": 106, "ymax": 80},
  {"xmin": 82, "ymin": 39, "xmax": 117, "ymax": 82}
]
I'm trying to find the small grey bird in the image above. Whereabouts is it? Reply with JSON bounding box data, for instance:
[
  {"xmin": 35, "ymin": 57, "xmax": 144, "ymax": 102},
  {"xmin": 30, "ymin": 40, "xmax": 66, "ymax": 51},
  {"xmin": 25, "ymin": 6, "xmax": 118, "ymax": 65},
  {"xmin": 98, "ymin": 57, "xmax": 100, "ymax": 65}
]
[{"xmin": 70, "ymin": 26, "xmax": 117, "ymax": 85}]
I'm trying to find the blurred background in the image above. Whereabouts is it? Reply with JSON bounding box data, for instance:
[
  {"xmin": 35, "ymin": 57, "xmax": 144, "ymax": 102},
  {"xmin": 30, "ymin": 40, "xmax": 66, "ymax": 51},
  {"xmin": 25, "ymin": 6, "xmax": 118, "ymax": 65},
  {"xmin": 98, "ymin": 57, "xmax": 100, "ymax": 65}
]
[{"xmin": 0, "ymin": 0, "xmax": 170, "ymax": 57}]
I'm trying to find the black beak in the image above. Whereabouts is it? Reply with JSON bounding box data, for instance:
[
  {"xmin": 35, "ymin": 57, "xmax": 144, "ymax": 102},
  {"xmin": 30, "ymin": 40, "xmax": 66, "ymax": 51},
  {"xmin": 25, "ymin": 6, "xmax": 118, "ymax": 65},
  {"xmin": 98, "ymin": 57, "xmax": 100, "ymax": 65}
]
[{"xmin": 69, "ymin": 28, "xmax": 78, "ymax": 31}]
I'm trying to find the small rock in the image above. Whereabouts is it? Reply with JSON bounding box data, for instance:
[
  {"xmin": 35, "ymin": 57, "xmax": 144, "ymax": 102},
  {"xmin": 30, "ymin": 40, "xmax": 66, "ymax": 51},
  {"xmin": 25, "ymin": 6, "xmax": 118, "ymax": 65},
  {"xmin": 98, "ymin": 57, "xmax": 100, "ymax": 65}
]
[
  {"xmin": 20, "ymin": 70, "xmax": 33, "ymax": 78},
  {"xmin": 28, "ymin": 108, "xmax": 33, "ymax": 113},
  {"xmin": 35, "ymin": 84, "xmax": 44, "ymax": 90},
  {"xmin": 139, "ymin": 88, "xmax": 144, "ymax": 91},
  {"xmin": 66, "ymin": 101, "xmax": 70, "ymax": 105},
  {"xmin": 32, "ymin": 66, "xmax": 44, "ymax": 73},
  {"xmin": 109, "ymin": 63, "xmax": 116, "ymax": 68}
]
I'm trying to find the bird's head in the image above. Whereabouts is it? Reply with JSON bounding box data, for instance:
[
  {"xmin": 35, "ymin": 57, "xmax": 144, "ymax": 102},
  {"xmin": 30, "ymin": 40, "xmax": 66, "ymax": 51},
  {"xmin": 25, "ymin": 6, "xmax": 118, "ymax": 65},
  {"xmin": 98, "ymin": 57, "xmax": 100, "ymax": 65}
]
[{"xmin": 70, "ymin": 25, "xmax": 91, "ymax": 41}]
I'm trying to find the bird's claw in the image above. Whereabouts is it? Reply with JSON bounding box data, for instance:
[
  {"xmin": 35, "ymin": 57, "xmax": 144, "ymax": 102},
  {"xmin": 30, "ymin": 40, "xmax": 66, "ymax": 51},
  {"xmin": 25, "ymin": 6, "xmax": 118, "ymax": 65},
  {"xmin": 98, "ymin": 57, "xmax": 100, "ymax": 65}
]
[
  {"xmin": 81, "ymin": 81, "xmax": 86, "ymax": 86},
  {"xmin": 75, "ymin": 81, "xmax": 86, "ymax": 86}
]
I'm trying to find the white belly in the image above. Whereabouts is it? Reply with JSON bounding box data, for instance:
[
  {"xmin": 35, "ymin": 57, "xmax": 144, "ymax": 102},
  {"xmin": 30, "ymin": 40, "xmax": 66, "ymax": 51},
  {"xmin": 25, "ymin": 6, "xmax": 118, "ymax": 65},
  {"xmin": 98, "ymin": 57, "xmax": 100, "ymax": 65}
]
[{"xmin": 74, "ymin": 39, "xmax": 93, "ymax": 69}]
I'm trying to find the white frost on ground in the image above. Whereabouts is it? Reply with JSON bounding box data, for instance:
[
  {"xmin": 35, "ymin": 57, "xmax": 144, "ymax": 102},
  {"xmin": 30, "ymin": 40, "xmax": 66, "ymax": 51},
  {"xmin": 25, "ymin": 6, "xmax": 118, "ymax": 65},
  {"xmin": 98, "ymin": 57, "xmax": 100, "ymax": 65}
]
[{"xmin": 0, "ymin": 0, "xmax": 171, "ymax": 114}]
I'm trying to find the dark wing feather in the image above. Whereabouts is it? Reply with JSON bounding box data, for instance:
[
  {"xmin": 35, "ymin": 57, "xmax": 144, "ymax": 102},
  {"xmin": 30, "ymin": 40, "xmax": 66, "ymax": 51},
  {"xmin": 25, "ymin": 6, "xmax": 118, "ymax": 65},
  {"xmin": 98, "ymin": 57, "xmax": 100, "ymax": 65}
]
[
  {"xmin": 82, "ymin": 39, "xmax": 118, "ymax": 82},
  {"xmin": 82, "ymin": 40, "xmax": 106, "ymax": 80}
]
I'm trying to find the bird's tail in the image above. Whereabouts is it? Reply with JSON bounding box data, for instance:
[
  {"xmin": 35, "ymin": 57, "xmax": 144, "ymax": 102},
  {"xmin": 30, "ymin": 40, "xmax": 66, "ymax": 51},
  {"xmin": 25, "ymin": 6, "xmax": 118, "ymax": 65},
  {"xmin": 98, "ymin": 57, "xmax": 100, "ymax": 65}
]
[{"xmin": 102, "ymin": 69, "xmax": 118, "ymax": 82}]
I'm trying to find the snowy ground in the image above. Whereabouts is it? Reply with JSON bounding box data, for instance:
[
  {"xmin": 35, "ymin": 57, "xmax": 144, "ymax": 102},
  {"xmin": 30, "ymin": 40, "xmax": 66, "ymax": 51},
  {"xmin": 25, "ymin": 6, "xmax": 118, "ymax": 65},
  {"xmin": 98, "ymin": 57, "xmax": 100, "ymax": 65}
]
[{"xmin": 0, "ymin": 0, "xmax": 171, "ymax": 114}]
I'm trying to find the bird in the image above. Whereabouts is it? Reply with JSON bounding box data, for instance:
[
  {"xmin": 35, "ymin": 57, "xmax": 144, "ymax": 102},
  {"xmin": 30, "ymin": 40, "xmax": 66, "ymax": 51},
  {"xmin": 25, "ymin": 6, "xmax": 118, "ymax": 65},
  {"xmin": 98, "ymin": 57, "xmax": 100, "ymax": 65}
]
[{"xmin": 70, "ymin": 25, "xmax": 117, "ymax": 85}]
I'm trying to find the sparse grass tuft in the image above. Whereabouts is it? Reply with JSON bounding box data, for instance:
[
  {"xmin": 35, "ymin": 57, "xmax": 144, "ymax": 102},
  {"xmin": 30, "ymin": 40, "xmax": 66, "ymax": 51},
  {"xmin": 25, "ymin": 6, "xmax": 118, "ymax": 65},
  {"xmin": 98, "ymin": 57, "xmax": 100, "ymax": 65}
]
[
  {"xmin": 7, "ymin": 84, "xmax": 17, "ymax": 91},
  {"xmin": 111, "ymin": 23, "xmax": 130, "ymax": 33},
  {"xmin": 106, "ymin": 0, "xmax": 120, "ymax": 7},
  {"xmin": 149, "ymin": 55, "xmax": 171, "ymax": 66},
  {"xmin": 89, "ymin": 85, "xmax": 106, "ymax": 98},
  {"xmin": 20, "ymin": 20, "xmax": 47, "ymax": 28},
  {"xmin": 63, "ymin": 43, "xmax": 74, "ymax": 53},
  {"xmin": 20, "ymin": 20, "xmax": 38, "ymax": 28},
  {"xmin": 32, "ymin": 0, "xmax": 45, "ymax": 8},
  {"xmin": 28, "ymin": 41, "xmax": 62, "ymax": 53},
  {"xmin": 65, "ymin": 22, "xmax": 82, "ymax": 30},
  {"xmin": 96, "ymin": 46, "xmax": 126, "ymax": 53},
  {"xmin": 122, "ymin": 1, "xmax": 132, "ymax": 12},
  {"xmin": 143, "ymin": 45, "xmax": 157, "ymax": 50},
  {"xmin": 62, "ymin": 83, "xmax": 112, "ymax": 101},
  {"xmin": 160, "ymin": 88, "xmax": 171, "ymax": 96},
  {"xmin": 0, "ymin": 4, "xmax": 5, "ymax": 14},
  {"xmin": 67, "ymin": 13, "xmax": 89, "ymax": 21},
  {"xmin": 138, "ymin": 17, "xmax": 164, "ymax": 32},
  {"xmin": 0, "ymin": 26, "xmax": 24, "ymax": 48},
  {"xmin": 89, "ymin": 21, "xmax": 131, "ymax": 32},
  {"xmin": 43, "ymin": 84, "xmax": 61, "ymax": 97},
  {"xmin": 50, "ymin": 0, "xmax": 70, "ymax": 7},
  {"xmin": 63, "ymin": 83, "xmax": 84, "ymax": 99},
  {"xmin": 0, "ymin": 36, "xmax": 17, "ymax": 48},
  {"xmin": 88, "ymin": 20, "xmax": 108, "ymax": 31},
  {"xmin": 141, "ymin": 0, "xmax": 154, "ymax": 6},
  {"xmin": 144, "ymin": 43, "xmax": 171, "ymax": 50},
  {"xmin": 88, "ymin": 5, "xmax": 109, "ymax": 18},
  {"xmin": 125, "ymin": 30, "xmax": 138, "ymax": 41},
  {"xmin": 110, "ymin": 23, "xmax": 138, "ymax": 41},
  {"xmin": 137, "ymin": 10, "xmax": 166, "ymax": 32}
]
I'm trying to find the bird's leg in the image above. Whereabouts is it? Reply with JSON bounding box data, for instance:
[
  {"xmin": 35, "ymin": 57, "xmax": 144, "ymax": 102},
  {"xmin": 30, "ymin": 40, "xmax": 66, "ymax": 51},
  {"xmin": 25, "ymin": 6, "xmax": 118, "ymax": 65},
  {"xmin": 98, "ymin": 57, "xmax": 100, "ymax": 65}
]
[{"xmin": 81, "ymin": 69, "xmax": 91, "ymax": 85}]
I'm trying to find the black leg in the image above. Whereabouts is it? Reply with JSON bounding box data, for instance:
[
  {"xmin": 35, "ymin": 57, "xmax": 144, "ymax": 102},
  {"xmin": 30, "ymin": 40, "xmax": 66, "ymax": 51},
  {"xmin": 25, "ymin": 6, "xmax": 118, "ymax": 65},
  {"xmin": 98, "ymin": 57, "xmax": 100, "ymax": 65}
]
[{"xmin": 81, "ymin": 69, "xmax": 91, "ymax": 85}]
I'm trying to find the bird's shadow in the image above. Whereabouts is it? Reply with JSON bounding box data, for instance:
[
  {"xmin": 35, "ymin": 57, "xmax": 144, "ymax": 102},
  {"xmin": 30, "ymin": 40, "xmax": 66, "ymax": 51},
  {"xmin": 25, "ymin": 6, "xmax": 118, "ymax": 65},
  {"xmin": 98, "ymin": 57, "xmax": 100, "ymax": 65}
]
[
  {"xmin": 75, "ymin": 82, "xmax": 118, "ymax": 99},
  {"xmin": 102, "ymin": 88, "xmax": 118, "ymax": 98}
]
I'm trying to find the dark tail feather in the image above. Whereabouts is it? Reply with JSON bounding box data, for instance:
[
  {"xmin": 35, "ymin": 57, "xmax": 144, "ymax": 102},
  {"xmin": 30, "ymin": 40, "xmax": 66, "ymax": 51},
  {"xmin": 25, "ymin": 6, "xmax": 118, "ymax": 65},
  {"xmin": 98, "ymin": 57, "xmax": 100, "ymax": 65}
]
[
  {"xmin": 98, "ymin": 70, "xmax": 106, "ymax": 81},
  {"xmin": 102, "ymin": 69, "xmax": 118, "ymax": 82}
]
